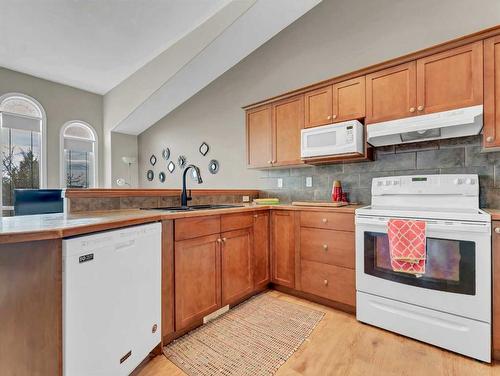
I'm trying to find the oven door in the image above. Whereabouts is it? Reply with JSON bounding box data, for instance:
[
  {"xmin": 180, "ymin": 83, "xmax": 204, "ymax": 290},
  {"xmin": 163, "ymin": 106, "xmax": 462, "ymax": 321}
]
[{"xmin": 355, "ymin": 214, "xmax": 491, "ymax": 323}]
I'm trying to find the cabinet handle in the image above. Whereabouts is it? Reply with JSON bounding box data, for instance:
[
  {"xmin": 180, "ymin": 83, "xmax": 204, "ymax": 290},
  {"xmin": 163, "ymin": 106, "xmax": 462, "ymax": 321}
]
[
  {"xmin": 217, "ymin": 238, "xmax": 222, "ymax": 243},
  {"xmin": 267, "ymin": 160, "xmax": 272, "ymax": 164},
  {"xmin": 222, "ymin": 237, "xmax": 227, "ymax": 242},
  {"xmin": 323, "ymin": 244, "xmax": 328, "ymax": 251},
  {"xmin": 322, "ymin": 218, "xmax": 328, "ymax": 223},
  {"xmin": 409, "ymin": 107, "xmax": 415, "ymax": 113},
  {"xmin": 327, "ymin": 115, "xmax": 332, "ymax": 120},
  {"xmin": 324, "ymin": 279, "xmax": 329, "ymax": 286},
  {"xmin": 495, "ymin": 228, "xmax": 500, "ymax": 234},
  {"xmin": 333, "ymin": 114, "xmax": 337, "ymax": 119},
  {"xmin": 417, "ymin": 105, "xmax": 424, "ymax": 111},
  {"xmin": 487, "ymin": 136, "xmax": 494, "ymax": 143},
  {"xmin": 254, "ymin": 214, "xmax": 258, "ymax": 218}
]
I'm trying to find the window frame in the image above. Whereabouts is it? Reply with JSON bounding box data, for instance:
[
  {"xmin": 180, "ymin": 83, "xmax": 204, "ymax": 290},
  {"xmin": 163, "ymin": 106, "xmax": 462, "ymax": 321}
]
[
  {"xmin": 0, "ymin": 93, "xmax": 46, "ymax": 215},
  {"xmin": 60, "ymin": 120, "xmax": 98, "ymax": 188}
]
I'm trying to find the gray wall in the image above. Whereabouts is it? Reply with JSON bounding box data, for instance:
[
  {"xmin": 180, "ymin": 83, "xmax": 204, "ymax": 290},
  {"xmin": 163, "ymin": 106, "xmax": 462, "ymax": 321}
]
[
  {"xmin": 111, "ymin": 132, "xmax": 139, "ymax": 188},
  {"xmin": 0, "ymin": 67, "xmax": 103, "ymax": 188},
  {"xmin": 138, "ymin": 0, "xmax": 500, "ymax": 203}
]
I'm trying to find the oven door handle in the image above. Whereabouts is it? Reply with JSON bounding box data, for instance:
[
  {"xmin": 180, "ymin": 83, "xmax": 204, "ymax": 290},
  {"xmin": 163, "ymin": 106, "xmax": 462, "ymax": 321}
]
[{"xmin": 356, "ymin": 216, "xmax": 491, "ymax": 234}]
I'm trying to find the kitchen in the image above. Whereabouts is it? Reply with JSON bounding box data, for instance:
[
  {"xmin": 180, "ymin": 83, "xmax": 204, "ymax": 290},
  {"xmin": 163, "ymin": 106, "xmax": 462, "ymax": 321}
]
[{"xmin": 2, "ymin": 0, "xmax": 500, "ymax": 375}]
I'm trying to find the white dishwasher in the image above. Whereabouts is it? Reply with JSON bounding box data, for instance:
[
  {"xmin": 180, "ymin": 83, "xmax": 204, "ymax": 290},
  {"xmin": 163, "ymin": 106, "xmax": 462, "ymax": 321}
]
[{"xmin": 63, "ymin": 222, "xmax": 162, "ymax": 376}]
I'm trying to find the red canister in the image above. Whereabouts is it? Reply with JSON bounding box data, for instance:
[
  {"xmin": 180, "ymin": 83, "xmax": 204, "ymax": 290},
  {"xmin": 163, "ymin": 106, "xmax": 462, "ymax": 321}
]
[{"xmin": 331, "ymin": 180, "xmax": 343, "ymax": 202}]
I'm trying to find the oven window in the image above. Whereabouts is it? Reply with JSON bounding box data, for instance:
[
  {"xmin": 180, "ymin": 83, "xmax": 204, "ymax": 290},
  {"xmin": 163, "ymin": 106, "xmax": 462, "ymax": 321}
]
[{"xmin": 364, "ymin": 232, "xmax": 475, "ymax": 295}]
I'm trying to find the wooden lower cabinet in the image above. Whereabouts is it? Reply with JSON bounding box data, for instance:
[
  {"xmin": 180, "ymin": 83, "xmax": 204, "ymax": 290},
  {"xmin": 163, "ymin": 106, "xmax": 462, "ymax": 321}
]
[
  {"xmin": 300, "ymin": 260, "xmax": 355, "ymax": 307},
  {"xmin": 253, "ymin": 211, "xmax": 270, "ymax": 288},
  {"xmin": 174, "ymin": 234, "xmax": 221, "ymax": 331},
  {"xmin": 492, "ymin": 221, "xmax": 500, "ymax": 359},
  {"xmin": 271, "ymin": 210, "xmax": 296, "ymax": 288},
  {"xmin": 221, "ymin": 228, "xmax": 254, "ymax": 306}
]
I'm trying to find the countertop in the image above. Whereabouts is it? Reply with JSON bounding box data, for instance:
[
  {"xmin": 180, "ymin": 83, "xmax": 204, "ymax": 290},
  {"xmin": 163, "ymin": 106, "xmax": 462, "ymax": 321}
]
[
  {"xmin": 0, "ymin": 204, "xmax": 362, "ymax": 244},
  {"xmin": 485, "ymin": 209, "xmax": 500, "ymax": 221}
]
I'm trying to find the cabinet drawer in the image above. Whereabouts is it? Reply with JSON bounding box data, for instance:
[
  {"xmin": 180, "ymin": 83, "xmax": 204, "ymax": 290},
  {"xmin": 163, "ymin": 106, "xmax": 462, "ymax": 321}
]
[
  {"xmin": 221, "ymin": 212, "xmax": 254, "ymax": 232},
  {"xmin": 175, "ymin": 215, "xmax": 220, "ymax": 241},
  {"xmin": 300, "ymin": 211, "xmax": 354, "ymax": 231},
  {"xmin": 300, "ymin": 228, "xmax": 354, "ymax": 269},
  {"xmin": 300, "ymin": 260, "xmax": 355, "ymax": 306}
]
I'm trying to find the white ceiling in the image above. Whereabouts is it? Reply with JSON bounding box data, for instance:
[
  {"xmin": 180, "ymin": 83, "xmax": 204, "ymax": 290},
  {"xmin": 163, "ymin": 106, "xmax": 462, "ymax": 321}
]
[{"xmin": 0, "ymin": 0, "xmax": 230, "ymax": 94}]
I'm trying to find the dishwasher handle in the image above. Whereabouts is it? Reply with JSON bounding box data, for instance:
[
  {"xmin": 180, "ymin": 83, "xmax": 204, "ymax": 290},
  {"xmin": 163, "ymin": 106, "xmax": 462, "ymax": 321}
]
[{"xmin": 114, "ymin": 239, "xmax": 136, "ymax": 251}]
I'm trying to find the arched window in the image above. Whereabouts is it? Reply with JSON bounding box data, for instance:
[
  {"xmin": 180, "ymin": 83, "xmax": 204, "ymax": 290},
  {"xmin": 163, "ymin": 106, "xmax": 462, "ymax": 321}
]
[
  {"xmin": 60, "ymin": 121, "xmax": 98, "ymax": 188},
  {"xmin": 0, "ymin": 93, "xmax": 46, "ymax": 216}
]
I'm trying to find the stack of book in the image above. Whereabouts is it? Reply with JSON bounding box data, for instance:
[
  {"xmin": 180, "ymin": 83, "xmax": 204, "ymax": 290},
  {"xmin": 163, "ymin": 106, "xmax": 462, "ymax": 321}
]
[{"xmin": 253, "ymin": 198, "xmax": 280, "ymax": 205}]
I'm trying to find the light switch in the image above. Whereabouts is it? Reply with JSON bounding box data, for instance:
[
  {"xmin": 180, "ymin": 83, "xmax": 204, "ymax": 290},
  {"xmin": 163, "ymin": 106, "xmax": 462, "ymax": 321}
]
[
  {"xmin": 277, "ymin": 178, "xmax": 283, "ymax": 188},
  {"xmin": 305, "ymin": 176, "xmax": 313, "ymax": 187}
]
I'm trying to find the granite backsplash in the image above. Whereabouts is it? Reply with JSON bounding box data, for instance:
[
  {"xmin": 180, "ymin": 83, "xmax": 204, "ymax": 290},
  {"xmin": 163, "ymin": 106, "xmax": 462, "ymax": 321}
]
[{"xmin": 258, "ymin": 135, "xmax": 500, "ymax": 209}]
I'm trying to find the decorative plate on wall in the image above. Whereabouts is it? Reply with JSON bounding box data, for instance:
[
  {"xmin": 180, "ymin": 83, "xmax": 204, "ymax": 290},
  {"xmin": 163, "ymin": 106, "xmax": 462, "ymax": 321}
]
[
  {"xmin": 208, "ymin": 159, "xmax": 219, "ymax": 174},
  {"xmin": 199, "ymin": 142, "xmax": 209, "ymax": 156},
  {"xmin": 167, "ymin": 161, "xmax": 175, "ymax": 173},
  {"xmin": 150, "ymin": 154, "xmax": 157, "ymax": 166},
  {"xmin": 146, "ymin": 170, "xmax": 154, "ymax": 181},
  {"xmin": 162, "ymin": 148, "xmax": 170, "ymax": 160},
  {"xmin": 159, "ymin": 172, "xmax": 166, "ymax": 183},
  {"xmin": 178, "ymin": 155, "xmax": 187, "ymax": 169}
]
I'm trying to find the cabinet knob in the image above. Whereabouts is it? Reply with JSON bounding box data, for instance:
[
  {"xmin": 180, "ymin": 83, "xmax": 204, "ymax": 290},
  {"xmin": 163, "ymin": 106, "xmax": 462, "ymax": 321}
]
[
  {"xmin": 324, "ymin": 279, "xmax": 329, "ymax": 286},
  {"xmin": 267, "ymin": 160, "xmax": 272, "ymax": 164},
  {"xmin": 323, "ymin": 244, "xmax": 328, "ymax": 251},
  {"xmin": 222, "ymin": 237, "xmax": 227, "ymax": 242},
  {"xmin": 495, "ymin": 228, "xmax": 500, "ymax": 234},
  {"xmin": 409, "ymin": 107, "xmax": 415, "ymax": 113},
  {"xmin": 272, "ymin": 160, "xmax": 276, "ymax": 163},
  {"xmin": 254, "ymin": 214, "xmax": 258, "ymax": 218},
  {"xmin": 417, "ymin": 105, "xmax": 424, "ymax": 111},
  {"xmin": 217, "ymin": 238, "xmax": 222, "ymax": 243},
  {"xmin": 487, "ymin": 136, "xmax": 494, "ymax": 143},
  {"xmin": 327, "ymin": 115, "xmax": 332, "ymax": 120},
  {"xmin": 333, "ymin": 114, "xmax": 337, "ymax": 119},
  {"xmin": 322, "ymin": 218, "xmax": 328, "ymax": 223}
]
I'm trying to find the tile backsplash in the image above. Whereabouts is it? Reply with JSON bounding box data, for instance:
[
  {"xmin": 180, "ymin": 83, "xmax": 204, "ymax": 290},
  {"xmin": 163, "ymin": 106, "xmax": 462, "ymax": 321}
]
[{"xmin": 258, "ymin": 135, "xmax": 500, "ymax": 208}]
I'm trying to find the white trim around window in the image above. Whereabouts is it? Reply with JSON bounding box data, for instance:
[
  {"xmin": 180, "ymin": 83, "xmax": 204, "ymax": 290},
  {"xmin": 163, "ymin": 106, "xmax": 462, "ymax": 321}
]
[{"xmin": 60, "ymin": 120, "xmax": 98, "ymax": 188}]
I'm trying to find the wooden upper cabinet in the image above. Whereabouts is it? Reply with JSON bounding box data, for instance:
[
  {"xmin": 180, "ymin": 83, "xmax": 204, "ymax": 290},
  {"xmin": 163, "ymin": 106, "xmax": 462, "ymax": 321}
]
[
  {"xmin": 271, "ymin": 210, "xmax": 296, "ymax": 288},
  {"xmin": 332, "ymin": 76, "xmax": 365, "ymax": 122},
  {"xmin": 304, "ymin": 85, "xmax": 333, "ymax": 128},
  {"xmin": 174, "ymin": 234, "xmax": 221, "ymax": 331},
  {"xmin": 253, "ymin": 211, "xmax": 270, "ymax": 288},
  {"xmin": 246, "ymin": 105, "xmax": 273, "ymax": 168},
  {"xmin": 220, "ymin": 228, "xmax": 254, "ymax": 306},
  {"xmin": 366, "ymin": 61, "xmax": 417, "ymax": 124},
  {"xmin": 416, "ymin": 41, "xmax": 483, "ymax": 115},
  {"xmin": 272, "ymin": 95, "xmax": 304, "ymax": 166},
  {"xmin": 484, "ymin": 36, "xmax": 500, "ymax": 149}
]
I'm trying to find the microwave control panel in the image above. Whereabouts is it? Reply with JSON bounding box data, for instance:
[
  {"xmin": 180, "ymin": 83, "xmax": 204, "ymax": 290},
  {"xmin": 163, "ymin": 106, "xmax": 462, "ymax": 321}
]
[{"xmin": 345, "ymin": 126, "xmax": 354, "ymax": 144}]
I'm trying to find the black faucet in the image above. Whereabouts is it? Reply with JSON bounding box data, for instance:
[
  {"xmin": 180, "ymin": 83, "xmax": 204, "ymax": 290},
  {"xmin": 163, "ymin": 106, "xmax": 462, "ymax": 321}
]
[{"xmin": 181, "ymin": 164, "xmax": 203, "ymax": 207}]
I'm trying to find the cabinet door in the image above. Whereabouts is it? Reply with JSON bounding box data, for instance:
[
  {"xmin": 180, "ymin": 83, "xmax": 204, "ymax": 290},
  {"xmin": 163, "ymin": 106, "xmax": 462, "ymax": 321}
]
[
  {"xmin": 304, "ymin": 85, "xmax": 333, "ymax": 128},
  {"xmin": 272, "ymin": 95, "xmax": 304, "ymax": 166},
  {"xmin": 253, "ymin": 211, "xmax": 270, "ymax": 288},
  {"xmin": 175, "ymin": 234, "xmax": 221, "ymax": 331},
  {"xmin": 332, "ymin": 76, "xmax": 365, "ymax": 122},
  {"xmin": 271, "ymin": 210, "xmax": 295, "ymax": 288},
  {"xmin": 366, "ymin": 61, "xmax": 417, "ymax": 124},
  {"xmin": 221, "ymin": 228, "xmax": 254, "ymax": 306},
  {"xmin": 484, "ymin": 36, "xmax": 500, "ymax": 149},
  {"xmin": 493, "ymin": 222, "xmax": 500, "ymax": 360},
  {"xmin": 246, "ymin": 105, "xmax": 273, "ymax": 168},
  {"xmin": 416, "ymin": 41, "xmax": 483, "ymax": 115}
]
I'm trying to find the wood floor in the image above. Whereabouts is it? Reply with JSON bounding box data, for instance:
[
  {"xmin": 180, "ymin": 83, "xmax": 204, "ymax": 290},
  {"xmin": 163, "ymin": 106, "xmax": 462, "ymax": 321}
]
[{"xmin": 136, "ymin": 290, "xmax": 500, "ymax": 376}]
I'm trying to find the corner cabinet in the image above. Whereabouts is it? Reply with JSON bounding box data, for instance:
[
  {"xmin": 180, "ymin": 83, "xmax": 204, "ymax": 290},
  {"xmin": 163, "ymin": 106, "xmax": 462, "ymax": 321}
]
[
  {"xmin": 271, "ymin": 210, "xmax": 296, "ymax": 288},
  {"xmin": 246, "ymin": 95, "xmax": 304, "ymax": 168},
  {"xmin": 246, "ymin": 105, "xmax": 273, "ymax": 168},
  {"xmin": 484, "ymin": 35, "xmax": 500, "ymax": 149}
]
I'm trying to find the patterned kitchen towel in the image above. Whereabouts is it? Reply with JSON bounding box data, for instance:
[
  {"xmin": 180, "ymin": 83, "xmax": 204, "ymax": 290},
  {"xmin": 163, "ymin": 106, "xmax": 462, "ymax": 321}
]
[{"xmin": 387, "ymin": 219, "xmax": 426, "ymax": 275}]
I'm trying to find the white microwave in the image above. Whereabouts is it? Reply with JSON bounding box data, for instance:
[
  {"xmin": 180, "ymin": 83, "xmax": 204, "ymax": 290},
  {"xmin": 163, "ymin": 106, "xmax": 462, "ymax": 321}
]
[{"xmin": 301, "ymin": 120, "xmax": 364, "ymax": 158}]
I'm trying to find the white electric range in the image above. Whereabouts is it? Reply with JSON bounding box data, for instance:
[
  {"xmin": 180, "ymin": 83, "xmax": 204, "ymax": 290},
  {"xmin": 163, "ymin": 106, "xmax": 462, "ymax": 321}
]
[{"xmin": 355, "ymin": 174, "xmax": 491, "ymax": 362}]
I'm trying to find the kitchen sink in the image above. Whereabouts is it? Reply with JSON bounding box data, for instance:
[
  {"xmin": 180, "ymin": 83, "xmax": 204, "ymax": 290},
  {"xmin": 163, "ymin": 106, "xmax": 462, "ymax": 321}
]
[{"xmin": 143, "ymin": 204, "xmax": 244, "ymax": 212}]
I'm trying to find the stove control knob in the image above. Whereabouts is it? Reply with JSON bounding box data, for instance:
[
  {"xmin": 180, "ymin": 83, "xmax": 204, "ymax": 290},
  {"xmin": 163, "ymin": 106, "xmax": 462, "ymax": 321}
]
[
  {"xmin": 453, "ymin": 178, "xmax": 462, "ymax": 185},
  {"xmin": 465, "ymin": 178, "xmax": 473, "ymax": 185},
  {"xmin": 384, "ymin": 180, "xmax": 391, "ymax": 186}
]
